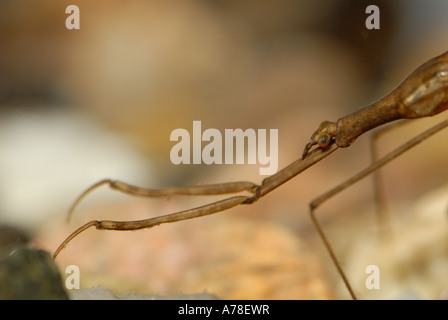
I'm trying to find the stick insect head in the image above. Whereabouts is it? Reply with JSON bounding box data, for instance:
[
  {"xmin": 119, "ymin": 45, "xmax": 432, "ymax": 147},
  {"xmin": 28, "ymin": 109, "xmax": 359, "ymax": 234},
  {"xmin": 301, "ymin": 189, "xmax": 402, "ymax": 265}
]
[{"xmin": 302, "ymin": 121, "xmax": 338, "ymax": 159}]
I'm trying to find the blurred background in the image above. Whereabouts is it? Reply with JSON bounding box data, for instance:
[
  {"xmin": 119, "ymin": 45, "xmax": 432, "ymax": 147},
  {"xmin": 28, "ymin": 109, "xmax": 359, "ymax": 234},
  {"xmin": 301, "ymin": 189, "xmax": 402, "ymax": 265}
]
[{"xmin": 0, "ymin": 0, "xmax": 447, "ymax": 299}]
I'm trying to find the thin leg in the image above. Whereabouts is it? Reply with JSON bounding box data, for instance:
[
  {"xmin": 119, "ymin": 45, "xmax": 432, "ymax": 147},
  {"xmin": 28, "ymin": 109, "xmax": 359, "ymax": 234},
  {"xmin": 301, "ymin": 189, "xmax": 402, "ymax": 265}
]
[
  {"xmin": 67, "ymin": 179, "xmax": 259, "ymax": 223},
  {"xmin": 309, "ymin": 206, "xmax": 357, "ymax": 300},
  {"xmin": 67, "ymin": 144, "xmax": 339, "ymax": 223},
  {"xmin": 370, "ymin": 120, "xmax": 409, "ymax": 227},
  {"xmin": 309, "ymin": 119, "xmax": 448, "ymax": 299},
  {"xmin": 55, "ymin": 195, "xmax": 249, "ymax": 258},
  {"xmin": 56, "ymin": 146, "xmax": 338, "ymax": 259}
]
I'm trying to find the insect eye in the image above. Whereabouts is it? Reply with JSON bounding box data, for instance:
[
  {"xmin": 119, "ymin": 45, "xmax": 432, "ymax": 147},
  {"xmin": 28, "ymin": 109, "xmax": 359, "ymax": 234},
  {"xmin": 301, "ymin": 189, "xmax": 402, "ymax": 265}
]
[{"xmin": 317, "ymin": 133, "xmax": 330, "ymax": 148}]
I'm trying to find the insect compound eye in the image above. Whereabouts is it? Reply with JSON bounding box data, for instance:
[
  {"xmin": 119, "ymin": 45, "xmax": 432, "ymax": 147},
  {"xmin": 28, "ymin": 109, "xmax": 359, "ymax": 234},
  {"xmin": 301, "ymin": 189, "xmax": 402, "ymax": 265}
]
[{"xmin": 317, "ymin": 133, "xmax": 330, "ymax": 148}]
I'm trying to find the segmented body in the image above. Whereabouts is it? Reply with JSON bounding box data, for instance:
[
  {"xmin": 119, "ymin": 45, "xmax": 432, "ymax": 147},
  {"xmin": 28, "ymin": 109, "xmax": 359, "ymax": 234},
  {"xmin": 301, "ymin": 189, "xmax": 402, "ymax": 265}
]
[{"xmin": 303, "ymin": 51, "xmax": 448, "ymax": 157}]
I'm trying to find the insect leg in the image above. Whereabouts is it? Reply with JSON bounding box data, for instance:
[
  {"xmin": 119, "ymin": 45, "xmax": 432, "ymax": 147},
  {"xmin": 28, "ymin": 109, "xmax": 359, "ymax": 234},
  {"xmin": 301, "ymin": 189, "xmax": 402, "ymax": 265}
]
[{"xmin": 309, "ymin": 119, "xmax": 448, "ymax": 299}]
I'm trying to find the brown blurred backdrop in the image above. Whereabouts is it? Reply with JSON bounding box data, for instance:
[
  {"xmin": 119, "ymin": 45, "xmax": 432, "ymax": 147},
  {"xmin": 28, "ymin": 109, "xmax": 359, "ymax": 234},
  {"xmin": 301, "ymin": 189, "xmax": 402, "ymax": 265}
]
[{"xmin": 1, "ymin": 0, "xmax": 447, "ymax": 299}]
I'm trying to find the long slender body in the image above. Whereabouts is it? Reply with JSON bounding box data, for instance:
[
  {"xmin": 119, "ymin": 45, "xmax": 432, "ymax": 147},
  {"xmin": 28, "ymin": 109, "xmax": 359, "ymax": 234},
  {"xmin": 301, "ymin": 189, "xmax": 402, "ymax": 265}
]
[
  {"xmin": 302, "ymin": 51, "xmax": 448, "ymax": 156},
  {"xmin": 54, "ymin": 51, "xmax": 448, "ymax": 299},
  {"xmin": 56, "ymin": 51, "xmax": 448, "ymax": 257}
]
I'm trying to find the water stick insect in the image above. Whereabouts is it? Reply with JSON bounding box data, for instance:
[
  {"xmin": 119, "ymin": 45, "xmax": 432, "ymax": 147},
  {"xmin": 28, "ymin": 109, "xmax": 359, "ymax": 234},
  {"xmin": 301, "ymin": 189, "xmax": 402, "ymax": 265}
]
[{"xmin": 54, "ymin": 51, "xmax": 448, "ymax": 299}]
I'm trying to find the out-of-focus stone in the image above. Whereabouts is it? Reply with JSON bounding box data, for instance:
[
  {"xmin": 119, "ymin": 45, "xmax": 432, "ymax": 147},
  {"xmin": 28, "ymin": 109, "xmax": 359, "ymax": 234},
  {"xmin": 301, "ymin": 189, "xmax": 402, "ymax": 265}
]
[{"xmin": 0, "ymin": 247, "xmax": 68, "ymax": 300}]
